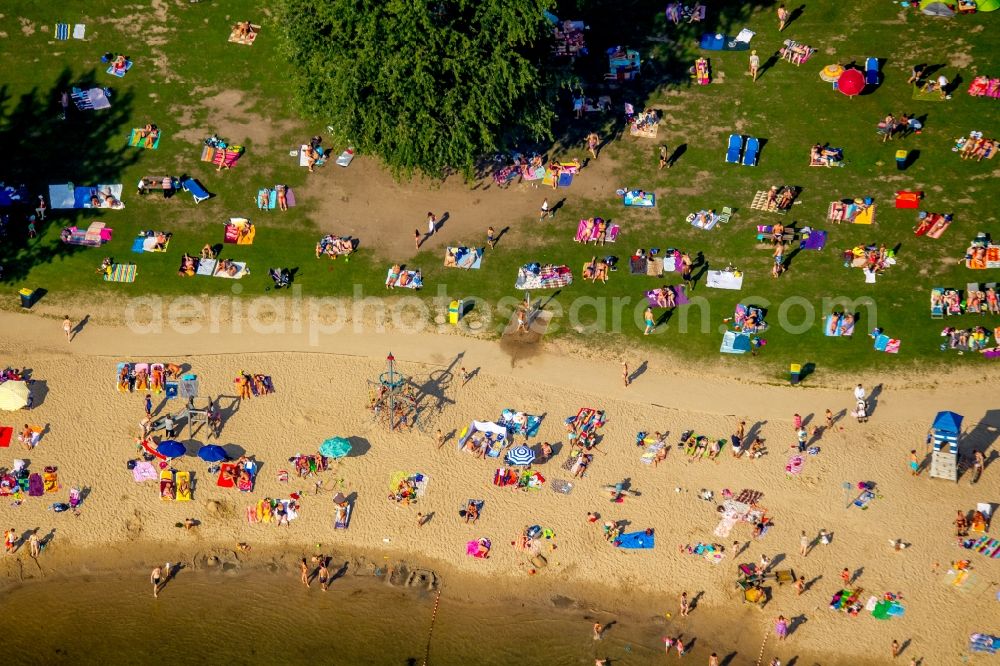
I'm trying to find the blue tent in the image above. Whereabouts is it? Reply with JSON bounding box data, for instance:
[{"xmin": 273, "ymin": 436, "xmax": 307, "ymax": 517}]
[{"xmin": 932, "ymin": 411, "xmax": 963, "ymax": 434}]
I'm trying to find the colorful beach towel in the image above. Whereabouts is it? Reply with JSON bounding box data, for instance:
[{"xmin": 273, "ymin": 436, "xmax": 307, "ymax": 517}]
[
  {"xmin": 103, "ymin": 264, "xmax": 137, "ymax": 283},
  {"xmin": 128, "ymin": 128, "xmax": 160, "ymax": 149}
]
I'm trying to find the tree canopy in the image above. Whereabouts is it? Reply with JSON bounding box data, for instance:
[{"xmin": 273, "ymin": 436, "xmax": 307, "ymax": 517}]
[{"xmin": 278, "ymin": 0, "xmax": 557, "ymax": 178}]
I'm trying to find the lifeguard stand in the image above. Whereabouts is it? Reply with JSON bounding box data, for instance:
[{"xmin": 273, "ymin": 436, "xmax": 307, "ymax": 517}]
[
  {"xmin": 929, "ymin": 410, "xmax": 963, "ymax": 481},
  {"xmin": 367, "ymin": 353, "xmax": 419, "ymax": 431}
]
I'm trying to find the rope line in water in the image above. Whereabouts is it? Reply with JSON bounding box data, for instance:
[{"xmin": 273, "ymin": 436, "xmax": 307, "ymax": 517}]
[{"xmin": 422, "ymin": 589, "xmax": 442, "ymax": 666}]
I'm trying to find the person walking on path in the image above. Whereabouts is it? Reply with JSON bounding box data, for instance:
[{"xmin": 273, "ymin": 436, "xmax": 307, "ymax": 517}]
[
  {"xmin": 622, "ymin": 362, "xmax": 630, "ymax": 388},
  {"xmin": 151, "ymin": 566, "xmax": 163, "ymax": 598},
  {"xmin": 487, "ymin": 226, "xmax": 496, "ymax": 250},
  {"xmin": 658, "ymin": 145, "xmax": 668, "ymax": 170},
  {"xmin": 414, "ymin": 229, "xmax": 421, "ymax": 251},
  {"xmin": 799, "ymin": 530, "xmax": 810, "ymax": 556},
  {"xmin": 540, "ymin": 198, "xmax": 552, "ymax": 220},
  {"xmin": 63, "ymin": 316, "xmax": 73, "ymax": 343},
  {"xmin": 749, "ymin": 50, "xmax": 760, "ymax": 81},
  {"xmin": 777, "ymin": 4, "xmax": 789, "ymax": 31},
  {"xmin": 644, "ymin": 307, "xmax": 655, "ymax": 335},
  {"xmin": 426, "ymin": 212, "xmax": 437, "ymax": 236},
  {"xmin": 29, "ymin": 533, "xmax": 40, "ymax": 558}
]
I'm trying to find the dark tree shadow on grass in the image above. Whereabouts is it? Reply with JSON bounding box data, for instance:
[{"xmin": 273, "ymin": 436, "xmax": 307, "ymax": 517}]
[{"xmin": 0, "ymin": 68, "xmax": 139, "ymax": 284}]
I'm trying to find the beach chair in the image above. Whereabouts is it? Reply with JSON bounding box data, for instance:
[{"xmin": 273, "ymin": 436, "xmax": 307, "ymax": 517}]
[
  {"xmin": 771, "ymin": 569, "xmax": 795, "ymax": 585},
  {"xmin": 725, "ymin": 134, "xmax": 743, "ymax": 164},
  {"xmin": 865, "ymin": 57, "xmax": 879, "ymax": 85},
  {"xmin": 742, "ymin": 137, "xmax": 760, "ymax": 166},
  {"xmin": 181, "ymin": 177, "xmax": 211, "ymax": 204},
  {"xmin": 717, "ymin": 206, "xmax": 734, "ymax": 224}
]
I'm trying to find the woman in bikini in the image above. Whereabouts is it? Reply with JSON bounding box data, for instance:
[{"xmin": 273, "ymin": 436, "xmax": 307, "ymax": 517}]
[
  {"xmin": 583, "ymin": 257, "xmax": 597, "ymax": 281},
  {"xmin": 594, "ymin": 259, "xmax": 609, "ymax": 283},
  {"xmin": 276, "ymin": 185, "xmax": 288, "ymax": 211},
  {"xmin": 258, "ymin": 188, "xmax": 271, "ymax": 210},
  {"xmin": 595, "ymin": 219, "xmax": 607, "ymax": 245},
  {"xmin": 398, "ymin": 270, "xmax": 412, "ymax": 288},
  {"xmin": 386, "ymin": 264, "xmax": 401, "ymax": 289}
]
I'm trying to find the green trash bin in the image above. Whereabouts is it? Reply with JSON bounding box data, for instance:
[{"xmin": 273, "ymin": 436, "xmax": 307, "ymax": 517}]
[{"xmin": 18, "ymin": 288, "xmax": 35, "ymax": 309}]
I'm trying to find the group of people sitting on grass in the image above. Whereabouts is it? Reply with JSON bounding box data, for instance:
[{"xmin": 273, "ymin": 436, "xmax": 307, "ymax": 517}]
[
  {"xmin": 876, "ymin": 112, "xmax": 921, "ymax": 143},
  {"xmin": 810, "ymin": 143, "xmax": 843, "ymax": 167},
  {"xmin": 956, "ymin": 133, "xmax": 997, "ymax": 161},
  {"xmin": 766, "ymin": 186, "xmax": 795, "ymax": 211},
  {"xmin": 940, "ymin": 326, "xmax": 993, "ymax": 352},
  {"xmin": 582, "ymin": 256, "xmax": 611, "ymax": 283},
  {"xmin": 843, "ymin": 244, "xmax": 891, "ymax": 272},
  {"xmin": 135, "ymin": 123, "xmax": 160, "ymax": 148},
  {"xmin": 315, "ymin": 235, "xmax": 354, "ymax": 258}
]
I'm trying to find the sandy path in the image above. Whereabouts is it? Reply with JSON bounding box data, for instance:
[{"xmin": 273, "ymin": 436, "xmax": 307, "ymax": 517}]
[{"xmin": 0, "ymin": 311, "xmax": 997, "ymax": 663}]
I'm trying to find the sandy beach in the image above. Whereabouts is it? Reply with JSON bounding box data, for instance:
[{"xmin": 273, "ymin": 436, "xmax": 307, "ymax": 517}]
[{"xmin": 1, "ymin": 309, "xmax": 998, "ymax": 664}]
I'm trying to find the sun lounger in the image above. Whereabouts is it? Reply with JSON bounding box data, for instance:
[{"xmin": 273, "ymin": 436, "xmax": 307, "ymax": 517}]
[
  {"xmin": 742, "ymin": 137, "xmax": 760, "ymax": 166},
  {"xmin": 725, "ymin": 134, "xmax": 743, "ymax": 164},
  {"xmin": 706, "ymin": 270, "xmax": 743, "ymax": 290},
  {"xmin": 103, "ymin": 264, "xmax": 137, "ymax": 283},
  {"xmin": 444, "ymin": 247, "xmax": 483, "ymax": 270},
  {"xmin": 71, "ymin": 87, "xmax": 111, "ymax": 110},
  {"xmin": 180, "ymin": 177, "xmax": 211, "ymax": 204},
  {"xmin": 623, "ymin": 189, "xmax": 655, "ymax": 207},
  {"xmin": 176, "ymin": 471, "xmax": 191, "ymax": 501}
]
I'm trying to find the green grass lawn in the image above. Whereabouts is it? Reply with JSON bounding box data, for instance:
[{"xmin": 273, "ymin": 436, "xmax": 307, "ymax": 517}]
[{"xmin": 1, "ymin": 1, "xmax": 998, "ymax": 377}]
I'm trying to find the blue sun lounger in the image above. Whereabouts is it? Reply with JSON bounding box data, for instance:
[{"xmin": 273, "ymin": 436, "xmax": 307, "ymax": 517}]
[
  {"xmin": 181, "ymin": 177, "xmax": 211, "ymax": 204},
  {"xmin": 865, "ymin": 57, "xmax": 879, "ymax": 86},
  {"xmin": 742, "ymin": 137, "xmax": 760, "ymax": 166},
  {"xmin": 725, "ymin": 134, "xmax": 742, "ymax": 164}
]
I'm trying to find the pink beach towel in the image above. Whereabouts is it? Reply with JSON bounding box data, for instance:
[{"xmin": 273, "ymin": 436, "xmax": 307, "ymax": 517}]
[
  {"xmin": 785, "ymin": 455, "xmax": 804, "ymax": 476},
  {"xmin": 132, "ymin": 461, "xmax": 158, "ymax": 482}
]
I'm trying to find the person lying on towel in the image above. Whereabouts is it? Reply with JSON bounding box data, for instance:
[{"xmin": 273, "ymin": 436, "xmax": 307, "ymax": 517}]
[
  {"xmin": 201, "ymin": 244, "xmax": 215, "ymax": 259},
  {"xmin": 178, "ymin": 253, "xmax": 197, "ymax": 277}
]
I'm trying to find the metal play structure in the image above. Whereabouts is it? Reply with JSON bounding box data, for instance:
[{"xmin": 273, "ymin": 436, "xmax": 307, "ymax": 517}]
[{"xmin": 367, "ymin": 352, "xmax": 421, "ymax": 431}]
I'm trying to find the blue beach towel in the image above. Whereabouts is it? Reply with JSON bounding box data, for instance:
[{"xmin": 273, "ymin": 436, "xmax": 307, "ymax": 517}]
[
  {"xmin": 56, "ymin": 23, "xmax": 70, "ymax": 40},
  {"xmin": 616, "ymin": 531, "xmax": 655, "ymax": 549}
]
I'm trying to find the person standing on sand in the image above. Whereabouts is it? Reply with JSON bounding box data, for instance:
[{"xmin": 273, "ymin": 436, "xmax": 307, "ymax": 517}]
[
  {"xmin": 487, "ymin": 226, "xmax": 496, "ymax": 250},
  {"xmin": 854, "ymin": 383, "xmax": 866, "ymax": 404},
  {"xmin": 795, "ymin": 576, "xmax": 805, "ymax": 595},
  {"xmin": 622, "ymin": 362, "xmax": 630, "ymax": 388},
  {"xmin": 675, "ymin": 637, "xmax": 687, "ymax": 656},
  {"xmin": 825, "ymin": 409, "xmax": 834, "ymax": 430},
  {"xmin": 300, "ymin": 558, "xmax": 310, "ymax": 587},
  {"xmin": 709, "ymin": 654, "xmax": 720, "ymax": 666},
  {"xmin": 63, "ymin": 316, "xmax": 73, "ymax": 342},
  {"xmin": 540, "ymin": 198, "xmax": 552, "ymax": 220},
  {"xmin": 592, "ymin": 622, "xmax": 603, "ymax": 640},
  {"xmin": 841, "ymin": 567, "xmax": 851, "ymax": 585},
  {"xmin": 151, "ymin": 566, "xmax": 162, "ymax": 598},
  {"xmin": 587, "ymin": 132, "xmax": 600, "ymax": 160},
  {"xmin": 892, "ymin": 639, "xmax": 900, "ymax": 658},
  {"xmin": 318, "ymin": 562, "xmax": 330, "ymax": 592},
  {"xmin": 435, "ymin": 429, "xmax": 444, "ymax": 448},
  {"xmin": 910, "ymin": 450, "xmax": 920, "ymax": 476},
  {"xmin": 427, "ymin": 212, "xmax": 437, "ymax": 237},
  {"xmin": 144, "ymin": 394, "xmax": 153, "ymax": 418},
  {"xmin": 679, "ymin": 591, "xmax": 689, "ymax": 617},
  {"xmin": 417, "ymin": 512, "xmax": 430, "ymax": 527},
  {"xmin": 414, "ymin": 229, "xmax": 421, "ymax": 251},
  {"xmin": 4, "ymin": 528, "xmax": 16, "ymax": 554},
  {"xmin": 749, "ymin": 50, "xmax": 760, "ymax": 81},
  {"xmin": 29, "ymin": 533, "xmax": 40, "ymax": 558}
]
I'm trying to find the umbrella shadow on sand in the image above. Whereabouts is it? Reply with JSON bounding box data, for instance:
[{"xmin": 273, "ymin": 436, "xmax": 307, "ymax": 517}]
[{"xmin": 346, "ymin": 436, "xmax": 371, "ymax": 458}]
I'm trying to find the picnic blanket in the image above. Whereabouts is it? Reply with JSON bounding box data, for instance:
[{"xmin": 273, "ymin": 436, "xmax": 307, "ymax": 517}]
[
  {"xmin": 623, "ymin": 190, "xmax": 655, "ymax": 207},
  {"xmin": 256, "ymin": 186, "xmax": 295, "ymax": 209},
  {"xmin": 386, "ymin": 269, "xmax": 423, "ymax": 289},
  {"xmin": 132, "ymin": 232, "xmax": 171, "ymax": 253},
  {"xmin": 699, "ymin": 30, "xmax": 754, "ymax": 51},
  {"xmin": 575, "ymin": 219, "xmax": 620, "ymax": 243},
  {"xmin": 103, "ymin": 264, "xmax": 137, "ymax": 283},
  {"xmin": 201, "ymin": 145, "xmax": 243, "ymax": 168},
  {"xmin": 444, "ymin": 246, "xmax": 483, "ymax": 270},
  {"xmin": 688, "ymin": 210, "xmax": 719, "ymax": 231},
  {"xmin": 872, "ymin": 333, "xmax": 901, "ymax": 354},
  {"xmin": 645, "ymin": 285, "xmax": 688, "ymax": 308},
  {"xmin": 106, "ymin": 59, "xmax": 132, "ymax": 78},
  {"xmin": 706, "ymin": 270, "xmax": 743, "ymax": 290},
  {"xmin": 498, "ymin": 409, "xmax": 542, "ymax": 437},
  {"xmin": 515, "ymin": 264, "xmax": 572, "ymax": 290},
  {"xmin": 128, "ymin": 128, "xmax": 160, "ymax": 149},
  {"xmin": 828, "ymin": 201, "xmax": 875, "ymax": 224},
  {"xmin": 71, "ymin": 87, "xmax": 110, "ymax": 110},
  {"xmin": 228, "ymin": 24, "xmax": 260, "ymax": 45},
  {"xmin": 49, "ymin": 183, "xmax": 124, "ymax": 209},
  {"xmin": 825, "ymin": 314, "xmax": 856, "ymax": 337},
  {"xmin": 800, "ymin": 230, "xmax": 827, "ymax": 250}
]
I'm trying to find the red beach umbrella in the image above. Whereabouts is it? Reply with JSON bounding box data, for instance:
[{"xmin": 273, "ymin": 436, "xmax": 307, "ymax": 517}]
[{"xmin": 838, "ymin": 69, "xmax": 865, "ymax": 97}]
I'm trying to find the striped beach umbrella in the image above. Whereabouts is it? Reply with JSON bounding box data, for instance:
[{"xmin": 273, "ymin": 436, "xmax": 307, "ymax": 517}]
[{"xmin": 506, "ymin": 445, "xmax": 536, "ymax": 466}]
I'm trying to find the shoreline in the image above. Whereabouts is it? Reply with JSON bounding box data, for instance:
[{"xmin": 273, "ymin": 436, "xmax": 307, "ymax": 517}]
[{"xmin": 0, "ymin": 541, "xmax": 868, "ymax": 666}]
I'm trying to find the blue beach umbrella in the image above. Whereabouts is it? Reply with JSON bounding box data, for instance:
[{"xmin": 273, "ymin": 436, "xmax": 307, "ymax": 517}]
[
  {"xmin": 506, "ymin": 445, "xmax": 536, "ymax": 466},
  {"xmin": 320, "ymin": 437, "xmax": 352, "ymax": 459},
  {"xmin": 157, "ymin": 440, "xmax": 186, "ymax": 459},
  {"xmin": 197, "ymin": 444, "xmax": 227, "ymax": 463}
]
